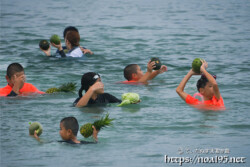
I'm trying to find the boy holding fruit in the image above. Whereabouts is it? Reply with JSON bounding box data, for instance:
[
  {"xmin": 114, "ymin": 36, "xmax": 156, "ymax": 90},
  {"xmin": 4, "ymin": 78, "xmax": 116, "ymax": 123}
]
[{"xmin": 176, "ymin": 59, "xmax": 225, "ymax": 110}]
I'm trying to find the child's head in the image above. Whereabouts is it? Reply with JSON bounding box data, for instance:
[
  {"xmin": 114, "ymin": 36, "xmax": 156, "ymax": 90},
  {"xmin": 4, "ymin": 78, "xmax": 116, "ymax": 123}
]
[
  {"xmin": 63, "ymin": 26, "xmax": 79, "ymax": 39},
  {"xmin": 65, "ymin": 31, "xmax": 80, "ymax": 48},
  {"xmin": 78, "ymin": 72, "xmax": 102, "ymax": 97},
  {"xmin": 196, "ymin": 74, "xmax": 217, "ymax": 99},
  {"xmin": 60, "ymin": 117, "xmax": 79, "ymax": 140},
  {"xmin": 124, "ymin": 64, "xmax": 143, "ymax": 81},
  {"xmin": 6, "ymin": 63, "xmax": 25, "ymax": 85}
]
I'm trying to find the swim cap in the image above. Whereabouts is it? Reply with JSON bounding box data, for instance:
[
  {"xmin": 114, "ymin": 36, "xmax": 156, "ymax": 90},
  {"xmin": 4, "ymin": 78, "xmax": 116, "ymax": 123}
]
[{"xmin": 80, "ymin": 72, "xmax": 100, "ymax": 93}]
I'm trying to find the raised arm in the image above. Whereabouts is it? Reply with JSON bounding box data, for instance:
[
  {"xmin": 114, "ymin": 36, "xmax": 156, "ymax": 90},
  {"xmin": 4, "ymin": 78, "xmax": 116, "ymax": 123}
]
[
  {"xmin": 200, "ymin": 60, "xmax": 221, "ymax": 100},
  {"xmin": 148, "ymin": 65, "xmax": 167, "ymax": 80},
  {"xmin": 176, "ymin": 70, "xmax": 195, "ymax": 101},
  {"xmin": 76, "ymin": 82, "xmax": 104, "ymax": 107},
  {"xmin": 138, "ymin": 60, "xmax": 155, "ymax": 83},
  {"xmin": 51, "ymin": 42, "xmax": 66, "ymax": 57},
  {"xmin": 7, "ymin": 74, "xmax": 25, "ymax": 96}
]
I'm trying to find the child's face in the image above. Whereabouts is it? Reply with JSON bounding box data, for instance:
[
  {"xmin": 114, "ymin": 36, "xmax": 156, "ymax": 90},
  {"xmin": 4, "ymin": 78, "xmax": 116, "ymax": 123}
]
[
  {"xmin": 7, "ymin": 71, "xmax": 26, "ymax": 86},
  {"xmin": 135, "ymin": 65, "xmax": 144, "ymax": 80},
  {"xmin": 201, "ymin": 82, "xmax": 214, "ymax": 99},
  {"xmin": 59, "ymin": 122, "xmax": 71, "ymax": 140}
]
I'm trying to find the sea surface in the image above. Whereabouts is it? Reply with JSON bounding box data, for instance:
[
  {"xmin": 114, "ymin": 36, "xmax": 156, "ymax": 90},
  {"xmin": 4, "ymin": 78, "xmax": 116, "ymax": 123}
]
[{"xmin": 0, "ymin": 0, "xmax": 250, "ymax": 167}]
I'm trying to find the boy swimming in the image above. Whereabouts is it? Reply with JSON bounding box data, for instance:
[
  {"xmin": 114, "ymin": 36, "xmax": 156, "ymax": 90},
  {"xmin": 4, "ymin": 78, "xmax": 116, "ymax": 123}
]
[
  {"xmin": 32, "ymin": 117, "xmax": 98, "ymax": 144},
  {"xmin": 0, "ymin": 63, "xmax": 44, "ymax": 96},
  {"xmin": 176, "ymin": 60, "xmax": 225, "ymax": 110},
  {"xmin": 121, "ymin": 60, "xmax": 167, "ymax": 84}
]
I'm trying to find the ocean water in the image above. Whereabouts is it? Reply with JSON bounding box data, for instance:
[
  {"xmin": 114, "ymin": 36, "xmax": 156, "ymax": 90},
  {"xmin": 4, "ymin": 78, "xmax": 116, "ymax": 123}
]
[{"xmin": 0, "ymin": 0, "xmax": 250, "ymax": 167}]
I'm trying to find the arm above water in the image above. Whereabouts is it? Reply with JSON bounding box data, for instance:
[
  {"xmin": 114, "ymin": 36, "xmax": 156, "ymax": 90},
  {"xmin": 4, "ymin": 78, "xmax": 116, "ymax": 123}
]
[{"xmin": 176, "ymin": 69, "xmax": 196, "ymax": 101}]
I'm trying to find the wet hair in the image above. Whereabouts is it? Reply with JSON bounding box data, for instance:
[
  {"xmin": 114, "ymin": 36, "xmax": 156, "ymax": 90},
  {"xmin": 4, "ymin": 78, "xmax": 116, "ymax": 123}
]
[
  {"xmin": 6, "ymin": 63, "xmax": 24, "ymax": 78},
  {"xmin": 196, "ymin": 74, "xmax": 216, "ymax": 92},
  {"xmin": 78, "ymin": 72, "xmax": 101, "ymax": 97},
  {"xmin": 63, "ymin": 26, "xmax": 78, "ymax": 39},
  {"xmin": 60, "ymin": 117, "xmax": 79, "ymax": 136},
  {"xmin": 65, "ymin": 31, "xmax": 80, "ymax": 47},
  {"xmin": 124, "ymin": 64, "xmax": 138, "ymax": 81}
]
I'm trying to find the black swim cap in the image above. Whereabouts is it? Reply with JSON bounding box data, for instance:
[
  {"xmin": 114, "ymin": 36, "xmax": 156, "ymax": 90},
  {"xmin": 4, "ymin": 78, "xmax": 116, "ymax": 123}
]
[{"xmin": 78, "ymin": 72, "xmax": 100, "ymax": 97}]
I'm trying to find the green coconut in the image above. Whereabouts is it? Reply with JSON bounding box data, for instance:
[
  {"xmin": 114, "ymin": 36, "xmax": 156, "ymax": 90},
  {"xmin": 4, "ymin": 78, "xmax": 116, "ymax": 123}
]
[
  {"xmin": 80, "ymin": 114, "xmax": 114, "ymax": 138},
  {"xmin": 192, "ymin": 58, "xmax": 203, "ymax": 73},
  {"xmin": 39, "ymin": 40, "xmax": 50, "ymax": 50},
  {"xmin": 29, "ymin": 122, "xmax": 43, "ymax": 136},
  {"xmin": 151, "ymin": 57, "xmax": 162, "ymax": 70},
  {"xmin": 117, "ymin": 93, "xmax": 140, "ymax": 107},
  {"xmin": 50, "ymin": 34, "xmax": 61, "ymax": 45}
]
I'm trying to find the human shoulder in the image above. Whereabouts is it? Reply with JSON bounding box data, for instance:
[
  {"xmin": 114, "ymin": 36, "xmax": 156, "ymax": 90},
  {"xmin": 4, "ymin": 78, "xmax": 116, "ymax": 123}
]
[
  {"xmin": 0, "ymin": 85, "xmax": 12, "ymax": 96},
  {"xmin": 68, "ymin": 47, "xmax": 83, "ymax": 57},
  {"xmin": 185, "ymin": 94, "xmax": 200, "ymax": 105}
]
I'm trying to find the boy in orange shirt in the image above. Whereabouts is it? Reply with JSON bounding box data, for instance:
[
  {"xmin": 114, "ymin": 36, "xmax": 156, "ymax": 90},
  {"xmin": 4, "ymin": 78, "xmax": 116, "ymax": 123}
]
[
  {"xmin": 122, "ymin": 60, "xmax": 167, "ymax": 84},
  {"xmin": 176, "ymin": 60, "xmax": 225, "ymax": 110},
  {"xmin": 0, "ymin": 63, "xmax": 44, "ymax": 96}
]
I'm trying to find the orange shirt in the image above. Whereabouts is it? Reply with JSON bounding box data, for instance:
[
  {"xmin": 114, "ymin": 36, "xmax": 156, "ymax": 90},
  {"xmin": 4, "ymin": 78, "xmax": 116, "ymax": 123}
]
[
  {"xmin": 0, "ymin": 83, "xmax": 45, "ymax": 96},
  {"xmin": 186, "ymin": 94, "xmax": 225, "ymax": 110},
  {"xmin": 118, "ymin": 80, "xmax": 145, "ymax": 85}
]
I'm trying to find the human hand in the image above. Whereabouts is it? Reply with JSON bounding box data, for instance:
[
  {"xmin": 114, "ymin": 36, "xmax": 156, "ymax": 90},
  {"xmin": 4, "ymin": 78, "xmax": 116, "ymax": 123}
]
[
  {"xmin": 32, "ymin": 130, "xmax": 40, "ymax": 141},
  {"xmin": 92, "ymin": 125, "xmax": 99, "ymax": 142},
  {"xmin": 51, "ymin": 42, "xmax": 62, "ymax": 50},
  {"xmin": 40, "ymin": 45, "xmax": 51, "ymax": 56},
  {"xmin": 200, "ymin": 59, "xmax": 208, "ymax": 73},
  {"xmin": 90, "ymin": 82, "xmax": 104, "ymax": 92},
  {"xmin": 147, "ymin": 60, "xmax": 156, "ymax": 73},
  {"xmin": 80, "ymin": 47, "xmax": 93, "ymax": 55},
  {"xmin": 12, "ymin": 74, "xmax": 26, "ymax": 94},
  {"xmin": 158, "ymin": 65, "xmax": 168, "ymax": 74},
  {"xmin": 190, "ymin": 69, "xmax": 200, "ymax": 75}
]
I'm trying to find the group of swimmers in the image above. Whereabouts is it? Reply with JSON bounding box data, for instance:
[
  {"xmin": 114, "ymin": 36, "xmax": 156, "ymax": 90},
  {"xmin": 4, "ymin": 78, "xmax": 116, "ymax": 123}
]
[{"xmin": 0, "ymin": 26, "xmax": 225, "ymax": 144}]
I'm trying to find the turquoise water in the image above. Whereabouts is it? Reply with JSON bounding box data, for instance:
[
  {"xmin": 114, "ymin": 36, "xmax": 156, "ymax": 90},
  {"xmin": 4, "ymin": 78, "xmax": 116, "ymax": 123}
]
[{"xmin": 1, "ymin": 0, "xmax": 250, "ymax": 166}]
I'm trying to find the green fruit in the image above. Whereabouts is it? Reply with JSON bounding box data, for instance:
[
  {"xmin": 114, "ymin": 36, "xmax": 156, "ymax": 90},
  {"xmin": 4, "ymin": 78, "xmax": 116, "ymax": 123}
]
[
  {"xmin": 151, "ymin": 57, "xmax": 162, "ymax": 70},
  {"xmin": 46, "ymin": 87, "xmax": 60, "ymax": 94},
  {"xmin": 58, "ymin": 82, "xmax": 76, "ymax": 92},
  {"xmin": 80, "ymin": 123, "xmax": 93, "ymax": 138},
  {"xmin": 192, "ymin": 58, "xmax": 203, "ymax": 73},
  {"xmin": 45, "ymin": 82, "xmax": 76, "ymax": 94},
  {"xmin": 29, "ymin": 122, "xmax": 43, "ymax": 136},
  {"xmin": 50, "ymin": 34, "xmax": 61, "ymax": 45},
  {"xmin": 80, "ymin": 114, "xmax": 114, "ymax": 138},
  {"xmin": 39, "ymin": 40, "xmax": 50, "ymax": 50}
]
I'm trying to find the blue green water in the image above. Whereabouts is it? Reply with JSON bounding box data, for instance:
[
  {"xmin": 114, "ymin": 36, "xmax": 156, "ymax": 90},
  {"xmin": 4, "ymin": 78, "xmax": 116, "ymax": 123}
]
[{"xmin": 1, "ymin": 0, "xmax": 250, "ymax": 166}]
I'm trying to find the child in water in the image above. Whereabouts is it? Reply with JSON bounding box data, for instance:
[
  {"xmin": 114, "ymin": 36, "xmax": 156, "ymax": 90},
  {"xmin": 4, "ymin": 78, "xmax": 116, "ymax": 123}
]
[
  {"xmin": 0, "ymin": 63, "xmax": 44, "ymax": 96},
  {"xmin": 121, "ymin": 60, "xmax": 167, "ymax": 84},
  {"xmin": 32, "ymin": 117, "xmax": 98, "ymax": 144},
  {"xmin": 40, "ymin": 26, "xmax": 93, "ymax": 57},
  {"xmin": 176, "ymin": 60, "xmax": 225, "ymax": 110},
  {"xmin": 74, "ymin": 72, "xmax": 121, "ymax": 107},
  {"xmin": 52, "ymin": 30, "xmax": 84, "ymax": 57}
]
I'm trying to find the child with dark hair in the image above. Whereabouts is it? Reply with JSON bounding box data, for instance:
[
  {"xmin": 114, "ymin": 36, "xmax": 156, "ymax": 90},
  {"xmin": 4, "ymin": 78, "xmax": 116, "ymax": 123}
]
[
  {"xmin": 121, "ymin": 60, "xmax": 167, "ymax": 84},
  {"xmin": 32, "ymin": 117, "xmax": 98, "ymax": 144},
  {"xmin": 176, "ymin": 60, "xmax": 225, "ymax": 110},
  {"xmin": 0, "ymin": 63, "xmax": 44, "ymax": 96},
  {"xmin": 40, "ymin": 26, "xmax": 93, "ymax": 57},
  {"xmin": 74, "ymin": 72, "xmax": 121, "ymax": 107}
]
